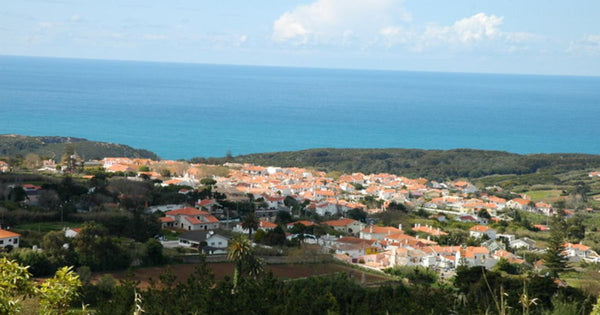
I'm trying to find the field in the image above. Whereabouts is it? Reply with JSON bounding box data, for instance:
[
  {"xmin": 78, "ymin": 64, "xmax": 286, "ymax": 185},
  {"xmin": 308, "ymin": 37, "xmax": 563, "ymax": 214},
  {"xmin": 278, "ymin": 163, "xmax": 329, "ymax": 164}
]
[
  {"xmin": 524, "ymin": 190, "xmax": 564, "ymax": 202},
  {"xmin": 96, "ymin": 262, "xmax": 391, "ymax": 288}
]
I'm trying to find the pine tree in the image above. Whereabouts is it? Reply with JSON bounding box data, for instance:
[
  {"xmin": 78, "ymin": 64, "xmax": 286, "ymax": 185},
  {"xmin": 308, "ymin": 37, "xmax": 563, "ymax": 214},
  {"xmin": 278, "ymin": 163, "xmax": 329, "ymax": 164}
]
[{"xmin": 543, "ymin": 216, "xmax": 570, "ymax": 278}]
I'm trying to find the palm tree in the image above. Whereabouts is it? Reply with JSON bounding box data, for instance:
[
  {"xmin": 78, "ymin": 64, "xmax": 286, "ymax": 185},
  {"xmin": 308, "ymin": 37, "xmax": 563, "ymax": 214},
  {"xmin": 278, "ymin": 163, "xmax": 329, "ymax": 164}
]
[
  {"xmin": 228, "ymin": 235, "xmax": 252, "ymax": 290},
  {"xmin": 241, "ymin": 211, "xmax": 259, "ymax": 238},
  {"xmin": 227, "ymin": 235, "xmax": 263, "ymax": 291}
]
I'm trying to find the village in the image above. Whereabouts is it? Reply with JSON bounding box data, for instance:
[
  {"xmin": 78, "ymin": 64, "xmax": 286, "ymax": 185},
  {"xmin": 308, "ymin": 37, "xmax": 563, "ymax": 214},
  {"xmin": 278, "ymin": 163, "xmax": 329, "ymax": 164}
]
[{"xmin": 3, "ymin": 156, "xmax": 599, "ymax": 279}]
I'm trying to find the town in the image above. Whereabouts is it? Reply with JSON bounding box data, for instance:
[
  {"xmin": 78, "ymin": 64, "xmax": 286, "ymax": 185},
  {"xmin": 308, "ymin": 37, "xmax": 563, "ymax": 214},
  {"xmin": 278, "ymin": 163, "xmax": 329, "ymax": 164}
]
[{"xmin": 2, "ymin": 155, "xmax": 599, "ymax": 275}]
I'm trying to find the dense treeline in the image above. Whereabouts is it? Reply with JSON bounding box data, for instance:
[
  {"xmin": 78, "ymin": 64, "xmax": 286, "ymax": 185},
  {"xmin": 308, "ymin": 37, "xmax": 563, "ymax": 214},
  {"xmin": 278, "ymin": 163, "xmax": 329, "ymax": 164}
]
[
  {"xmin": 191, "ymin": 148, "xmax": 600, "ymax": 180},
  {"xmin": 0, "ymin": 134, "xmax": 159, "ymax": 161}
]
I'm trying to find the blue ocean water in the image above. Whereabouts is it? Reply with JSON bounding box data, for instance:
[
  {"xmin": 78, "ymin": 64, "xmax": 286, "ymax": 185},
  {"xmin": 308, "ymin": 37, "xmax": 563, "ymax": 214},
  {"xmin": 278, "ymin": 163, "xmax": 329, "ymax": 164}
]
[{"xmin": 1, "ymin": 56, "xmax": 599, "ymax": 159}]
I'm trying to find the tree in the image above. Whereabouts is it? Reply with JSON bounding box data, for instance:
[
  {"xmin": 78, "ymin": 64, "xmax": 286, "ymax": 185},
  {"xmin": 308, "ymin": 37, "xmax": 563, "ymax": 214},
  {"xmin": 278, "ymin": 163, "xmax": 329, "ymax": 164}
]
[
  {"xmin": 227, "ymin": 235, "xmax": 263, "ymax": 290},
  {"xmin": 543, "ymin": 216, "xmax": 571, "ymax": 278},
  {"xmin": 347, "ymin": 208, "xmax": 367, "ymax": 222},
  {"xmin": 200, "ymin": 178, "xmax": 217, "ymax": 186},
  {"xmin": 0, "ymin": 257, "xmax": 34, "ymax": 314},
  {"xmin": 38, "ymin": 266, "xmax": 82, "ymax": 315},
  {"xmin": 143, "ymin": 238, "xmax": 164, "ymax": 266},
  {"xmin": 138, "ymin": 165, "xmax": 150, "ymax": 172},
  {"xmin": 275, "ymin": 211, "xmax": 292, "ymax": 224},
  {"xmin": 241, "ymin": 211, "xmax": 259, "ymax": 238}
]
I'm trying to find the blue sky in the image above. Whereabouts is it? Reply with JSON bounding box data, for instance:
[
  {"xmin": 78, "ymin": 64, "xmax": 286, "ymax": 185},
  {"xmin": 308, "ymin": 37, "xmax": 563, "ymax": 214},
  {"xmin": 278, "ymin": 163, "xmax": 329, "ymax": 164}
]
[{"xmin": 1, "ymin": 0, "xmax": 599, "ymax": 75}]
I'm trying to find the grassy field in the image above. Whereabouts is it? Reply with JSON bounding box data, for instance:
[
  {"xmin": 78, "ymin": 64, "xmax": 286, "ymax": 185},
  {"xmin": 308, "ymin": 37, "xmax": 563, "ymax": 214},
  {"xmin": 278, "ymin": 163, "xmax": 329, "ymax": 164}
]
[
  {"xmin": 563, "ymin": 268, "xmax": 600, "ymax": 296},
  {"xmin": 524, "ymin": 190, "xmax": 564, "ymax": 202},
  {"xmin": 13, "ymin": 221, "xmax": 81, "ymax": 233}
]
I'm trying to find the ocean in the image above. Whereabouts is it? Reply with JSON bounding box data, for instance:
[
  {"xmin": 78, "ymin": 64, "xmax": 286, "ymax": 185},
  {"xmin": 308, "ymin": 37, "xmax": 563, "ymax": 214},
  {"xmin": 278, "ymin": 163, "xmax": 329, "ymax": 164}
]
[{"xmin": 1, "ymin": 55, "xmax": 599, "ymax": 159}]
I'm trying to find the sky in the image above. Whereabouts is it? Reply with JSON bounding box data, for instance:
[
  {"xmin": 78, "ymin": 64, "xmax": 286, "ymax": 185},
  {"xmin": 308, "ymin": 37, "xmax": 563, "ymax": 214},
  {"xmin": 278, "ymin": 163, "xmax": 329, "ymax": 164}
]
[{"xmin": 1, "ymin": 0, "xmax": 600, "ymax": 76}]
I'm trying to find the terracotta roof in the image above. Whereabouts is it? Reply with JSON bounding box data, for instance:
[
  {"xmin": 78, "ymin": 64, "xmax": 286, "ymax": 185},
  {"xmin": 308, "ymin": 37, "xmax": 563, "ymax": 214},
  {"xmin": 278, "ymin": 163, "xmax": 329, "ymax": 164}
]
[
  {"xmin": 166, "ymin": 207, "xmax": 209, "ymax": 216},
  {"xmin": 159, "ymin": 217, "xmax": 175, "ymax": 223},
  {"xmin": 0, "ymin": 229, "xmax": 20, "ymax": 238},
  {"xmin": 324, "ymin": 218, "xmax": 358, "ymax": 227},
  {"xmin": 470, "ymin": 225, "xmax": 491, "ymax": 232},
  {"xmin": 361, "ymin": 226, "xmax": 401, "ymax": 235},
  {"xmin": 286, "ymin": 220, "xmax": 315, "ymax": 228}
]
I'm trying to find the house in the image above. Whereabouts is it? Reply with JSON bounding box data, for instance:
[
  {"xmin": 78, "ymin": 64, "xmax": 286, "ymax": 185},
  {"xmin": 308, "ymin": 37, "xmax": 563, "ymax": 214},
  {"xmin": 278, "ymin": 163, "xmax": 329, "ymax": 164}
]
[
  {"xmin": 469, "ymin": 225, "xmax": 497, "ymax": 239},
  {"xmin": 506, "ymin": 198, "xmax": 532, "ymax": 211},
  {"xmin": 493, "ymin": 249, "xmax": 525, "ymax": 264},
  {"xmin": 324, "ymin": 218, "xmax": 365, "ymax": 235},
  {"xmin": 196, "ymin": 199, "xmax": 221, "ymax": 212},
  {"xmin": 286, "ymin": 221, "xmax": 315, "ymax": 230},
  {"xmin": 535, "ymin": 202, "xmax": 554, "ymax": 216},
  {"xmin": 178, "ymin": 230, "xmax": 229, "ymax": 254},
  {"xmin": 314, "ymin": 202, "xmax": 339, "ymax": 216},
  {"xmin": 563, "ymin": 243, "xmax": 600, "ymax": 263},
  {"xmin": 264, "ymin": 196, "xmax": 286, "ymax": 209},
  {"xmin": 457, "ymin": 246, "xmax": 497, "ymax": 269},
  {"xmin": 412, "ymin": 223, "xmax": 448, "ymax": 236},
  {"xmin": 589, "ymin": 171, "xmax": 600, "ymax": 178},
  {"xmin": 159, "ymin": 217, "xmax": 175, "ymax": 229},
  {"xmin": 233, "ymin": 220, "xmax": 278, "ymax": 234},
  {"xmin": 330, "ymin": 236, "xmax": 378, "ymax": 258},
  {"xmin": 360, "ymin": 225, "xmax": 402, "ymax": 240},
  {"xmin": 165, "ymin": 207, "xmax": 220, "ymax": 231},
  {"xmin": 0, "ymin": 161, "xmax": 9, "ymax": 172},
  {"xmin": 65, "ymin": 227, "xmax": 82, "ymax": 238},
  {"xmin": 510, "ymin": 238, "xmax": 536, "ymax": 250},
  {"xmin": 455, "ymin": 215, "xmax": 479, "ymax": 223},
  {"xmin": 0, "ymin": 229, "xmax": 20, "ymax": 249}
]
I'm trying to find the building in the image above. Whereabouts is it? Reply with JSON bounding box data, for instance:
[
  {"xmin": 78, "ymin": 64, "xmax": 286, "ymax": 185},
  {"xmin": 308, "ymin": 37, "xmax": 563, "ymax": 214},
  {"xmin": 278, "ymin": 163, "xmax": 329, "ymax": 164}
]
[
  {"xmin": 165, "ymin": 207, "xmax": 220, "ymax": 231},
  {"xmin": 360, "ymin": 225, "xmax": 402, "ymax": 240},
  {"xmin": 323, "ymin": 218, "xmax": 365, "ymax": 235},
  {"xmin": 65, "ymin": 227, "xmax": 82, "ymax": 238},
  {"xmin": 469, "ymin": 225, "xmax": 497, "ymax": 239},
  {"xmin": 0, "ymin": 229, "xmax": 20, "ymax": 249},
  {"xmin": 178, "ymin": 230, "xmax": 229, "ymax": 254}
]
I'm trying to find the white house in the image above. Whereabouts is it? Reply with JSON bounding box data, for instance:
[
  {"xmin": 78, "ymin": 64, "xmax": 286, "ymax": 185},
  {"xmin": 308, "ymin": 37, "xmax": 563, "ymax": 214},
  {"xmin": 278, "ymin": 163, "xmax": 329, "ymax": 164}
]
[
  {"xmin": 0, "ymin": 229, "xmax": 20, "ymax": 249},
  {"xmin": 65, "ymin": 227, "xmax": 82, "ymax": 238},
  {"xmin": 469, "ymin": 225, "xmax": 497, "ymax": 239},
  {"xmin": 165, "ymin": 207, "xmax": 220, "ymax": 231},
  {"xmin": 178, "ymin": 230, "xmax": 229, "ymax": 254}
]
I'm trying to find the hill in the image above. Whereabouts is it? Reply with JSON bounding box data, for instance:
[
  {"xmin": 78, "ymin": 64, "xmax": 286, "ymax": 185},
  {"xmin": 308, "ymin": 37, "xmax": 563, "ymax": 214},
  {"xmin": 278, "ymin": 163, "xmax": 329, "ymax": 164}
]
[
  {"xmin": 0, "ymin": 134, "xmax": 159, "ymax": 161},
  {"xmin": 191, "ymin": 148, "xmax": 600, "ymax": 180}
]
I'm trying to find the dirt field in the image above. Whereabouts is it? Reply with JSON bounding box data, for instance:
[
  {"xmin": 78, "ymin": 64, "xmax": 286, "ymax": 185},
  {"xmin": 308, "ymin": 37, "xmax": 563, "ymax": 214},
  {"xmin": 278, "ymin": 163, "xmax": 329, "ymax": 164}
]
[{"xmin": 96, "ymin": 262, "xmax": 390, "ymax": 288}]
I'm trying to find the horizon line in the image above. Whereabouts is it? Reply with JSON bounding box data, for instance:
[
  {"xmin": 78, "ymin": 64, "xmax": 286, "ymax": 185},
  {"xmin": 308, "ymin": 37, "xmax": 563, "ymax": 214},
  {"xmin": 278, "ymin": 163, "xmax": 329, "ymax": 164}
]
[{"xmin": 2, "ymin": 54, "xmax": 599, "ymax": 79}]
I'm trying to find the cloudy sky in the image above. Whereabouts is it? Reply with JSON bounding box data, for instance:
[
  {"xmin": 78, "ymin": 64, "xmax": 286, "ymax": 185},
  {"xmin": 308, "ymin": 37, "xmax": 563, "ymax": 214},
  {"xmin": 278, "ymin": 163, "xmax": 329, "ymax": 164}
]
[{"xmin": 2, "ymin": 0, "xmax": 599, "ymax": 75}]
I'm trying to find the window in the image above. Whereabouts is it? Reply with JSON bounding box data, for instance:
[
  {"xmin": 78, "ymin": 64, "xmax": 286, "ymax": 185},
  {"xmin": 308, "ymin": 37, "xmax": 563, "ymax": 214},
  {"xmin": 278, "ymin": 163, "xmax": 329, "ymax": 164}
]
[
  {"xmin": 0, "ymin": 240, "xmax": 3, "ymax": 245},
  {"xmin": 13, "ymin": 239, "xmax": 18, "ymax": 244}
]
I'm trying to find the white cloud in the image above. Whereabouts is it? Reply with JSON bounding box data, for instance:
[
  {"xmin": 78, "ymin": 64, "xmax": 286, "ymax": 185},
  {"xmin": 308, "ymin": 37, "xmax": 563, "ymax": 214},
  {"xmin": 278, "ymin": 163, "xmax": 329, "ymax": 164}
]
[
  {"xmin": 272, "ymin": 0, "xmax": 411, "ymax": 45},
  {"xmin": 415, "ymin": 13, "xmax": 538, "ymax": 51},
  {"xmin": 568, "ymin": 34, "xmax": 600, "ymax": 55},
  {"xmin": 423, "ymin": 13, "xmax": 503, "ymax": 44}
]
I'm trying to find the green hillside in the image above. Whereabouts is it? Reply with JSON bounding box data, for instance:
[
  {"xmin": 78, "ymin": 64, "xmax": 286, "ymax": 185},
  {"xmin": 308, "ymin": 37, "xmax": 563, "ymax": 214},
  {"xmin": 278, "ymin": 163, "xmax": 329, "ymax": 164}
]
[
  {"xmin": 191, "ymin": 148, "xmax": 600, "ymax": 180},
  {"xmin": 0, "ymin": 134, "xmax": 159, "ymax": 161}
]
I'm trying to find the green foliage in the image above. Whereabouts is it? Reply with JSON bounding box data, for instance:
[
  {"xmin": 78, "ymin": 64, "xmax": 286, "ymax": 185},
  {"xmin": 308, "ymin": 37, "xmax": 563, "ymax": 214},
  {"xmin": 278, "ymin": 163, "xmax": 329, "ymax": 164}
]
[
  {"xmin": 72, "ymin": 222, "xmax": 131, "ymax": 271},
  {"xmin": 191, "ymin": 148, "xmax": 600, "ymax": 180},
  {"xmin": 346, "ymin": 208, "xmax": 367, "ymax": 222},
  {"xmin": 543, "ymin": 216, "xmax": 572, "ymax": 278},
  {"xmin": 0, "ymin": 134, "xmax": 158, "ymax": 161},
  {"xmin": 143, "ymin": 238, "xmax": 165, "ymax": 266},
  {"xmin": 384, "ymin": 266, "xmax": 438, "ymax": 285},
  {"xmin": 0, "ymin": 257, "xmax": 34, "ymax": 315},
  {"xmin": 38, "ymin": 266, "xmax": 82, "ymax": 315}
]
